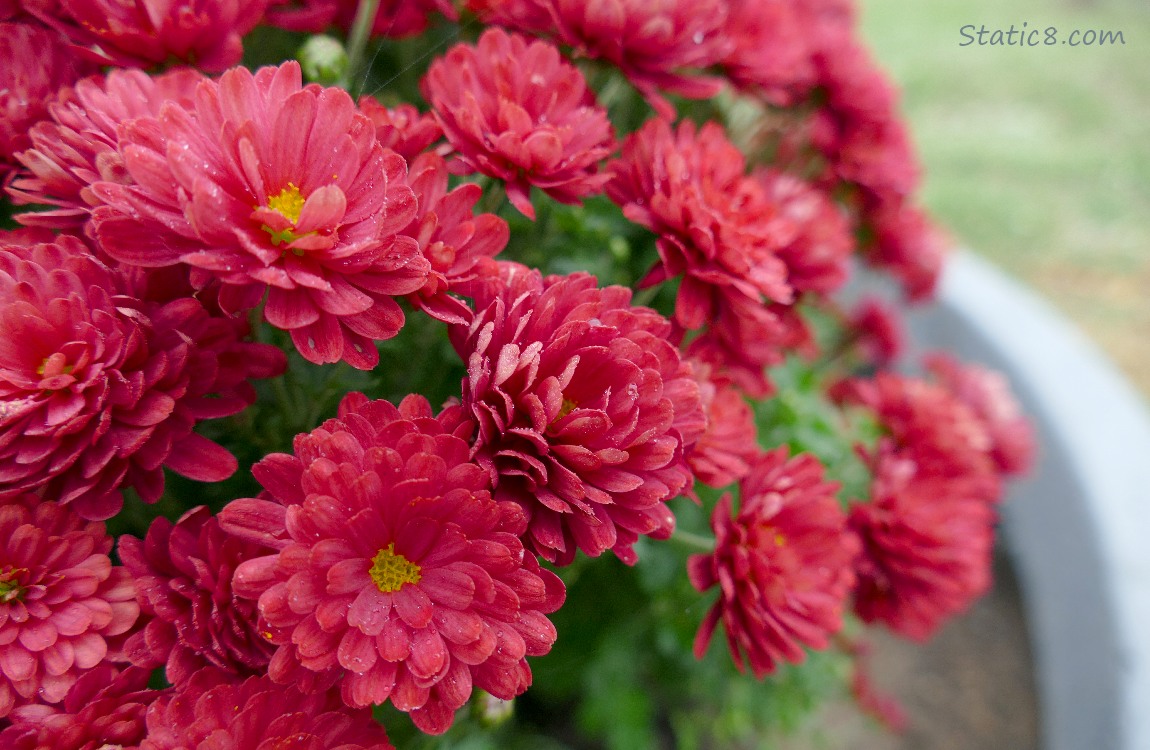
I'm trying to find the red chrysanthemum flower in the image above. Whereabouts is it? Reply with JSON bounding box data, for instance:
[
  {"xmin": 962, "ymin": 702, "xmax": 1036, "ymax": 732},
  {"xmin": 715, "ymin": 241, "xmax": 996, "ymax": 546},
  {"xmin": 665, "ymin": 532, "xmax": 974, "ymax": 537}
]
[
  {"xmin": 119, "ymin": 507, "xmax": 276, "ymax": 687},
  {"xmin": 848, "ymin": 296, "xmax": 905, "ymax": 368},
  {"xmin": 721, "ymin": 0, "xmax": 815, "ymax": 103},
  {"xmin": 683, "ymin": 287, "xmax": 803, "ymax": 398},
  {"xmin": 23, "ymin": 0, "xmax": 268, "ymax": 72},
  {"xmin": 9, "ymin": 67, "xmax": 204, "ymax": 231},
  {"xmin": 924, "ymin": 353, "xmax": 1035, "ymax": 476},
  {"xmin": 849, "ymin": 449, "xmax": 996, "ymax": 641},
  {"xmin": 835, "ymin": 370, "xmax": 1000, "ymax": 503},
  {"xmin": 0, "ymin": 495, "xmax": 139, "ymax": 718},
  {"xmin": 607, "ymin": 118, "xmax": 793, "ymax": 332},
  {"xmin": 228, "ymin": 393, "xmax": 565, "ymax": 735},
  {"xmin": 403, "ymin": 152, "xmax": 509, "ymax": 324},
  {"xmin": 450, "ymin": 264, "xmax": 705, "ymax": 566},
  {"xmin": 809, "ymin": 40, "xmax": 920, "ymax": 202},
  {"xmin": 141, "ymin": 667, "xmax": 393, "ymax": 750},
  {"xmin": 472, "ymin": 0, "xmax": 732, "ymax": 118},
  {"xmin": 0, "ymin": 22, "xmax": 91, "ymax": 182},
  {"xmin": 758, "ymin": 168, "xmax": 854, "ymax": 296},
  {"xmin": 422, "ymin": 28, "xmax": 615, "ymax": 219},
  {"xmin": 90, "ymin": 62, "xmax": 430, "ymax": 369},
  {"xmin": 688, "ymin": 448, "xmax": 857, "ymax": 677},
  {"xmin": 862, "ymin": 200, "xmax": 947, "ymax": 302},
  {"xmin": 0, "ymin": 665, "xmax": 158, "ymax": 750},
  {"xmin": 687, "ymin": 364, "xmax": 760, "ymax": 488},
  {"xmin": 266, "ymin": 0, "xmax": 456, "ymax": 38},
  {"xmin": 358, "ymin": 97, "xmax": 444, "ymax": 164},
  {"xmin": 0, "ymin": 236, "xmax": 285, "ymax": 520}
]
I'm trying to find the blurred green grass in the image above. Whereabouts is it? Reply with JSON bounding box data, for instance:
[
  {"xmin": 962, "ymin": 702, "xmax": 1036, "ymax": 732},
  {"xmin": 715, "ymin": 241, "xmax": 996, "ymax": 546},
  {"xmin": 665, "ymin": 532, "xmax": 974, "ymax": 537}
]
[{"xmin": 858, "ymin": 0, "xmax": 1150, "ymax": 394}]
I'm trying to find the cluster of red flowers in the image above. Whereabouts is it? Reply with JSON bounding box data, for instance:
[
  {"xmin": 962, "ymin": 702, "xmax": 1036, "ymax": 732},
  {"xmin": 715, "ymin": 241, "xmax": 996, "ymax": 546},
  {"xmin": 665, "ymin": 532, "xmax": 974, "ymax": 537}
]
[{"xmin": 0, "ymin": 0, "xmax": 1035, "ymax": 745}]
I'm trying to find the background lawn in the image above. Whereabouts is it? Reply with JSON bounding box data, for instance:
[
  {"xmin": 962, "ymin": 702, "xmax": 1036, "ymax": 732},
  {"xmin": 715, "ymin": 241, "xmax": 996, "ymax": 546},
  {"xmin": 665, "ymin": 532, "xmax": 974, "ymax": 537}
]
[{"xmin": 858, "ymin": 0, "xmax": 1150, "ymax": 396}]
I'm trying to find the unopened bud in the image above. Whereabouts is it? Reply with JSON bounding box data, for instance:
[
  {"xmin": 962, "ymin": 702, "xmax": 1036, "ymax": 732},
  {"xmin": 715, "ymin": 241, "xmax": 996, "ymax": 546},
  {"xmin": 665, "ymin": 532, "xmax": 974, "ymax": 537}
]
[
  {"xmin": 298, "ymin": 35, "xmax": 349, "ymax": 86},
  {"xmin": 471, "ymin": 690, "xmax": 515, "ymax": 727}
]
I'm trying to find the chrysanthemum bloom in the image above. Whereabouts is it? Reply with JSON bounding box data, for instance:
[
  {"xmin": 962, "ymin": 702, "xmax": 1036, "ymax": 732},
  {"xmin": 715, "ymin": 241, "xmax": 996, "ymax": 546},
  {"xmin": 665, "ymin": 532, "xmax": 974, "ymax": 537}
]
[
  {"xmin": 266, "ymin": 0, "xmax": 456, "ymax": 38},
  {"xmin": 0, "ymin": 22, "xmax": 90, "ymax": 182},
  {"xmin": 809, "ymin": 39, "xmax": 920, "ymax": 201},
  {"xmin": 688, "ymin": 448, "xmax": 857, "ymax": 677},
  {"xmin": 0, "ymin": 236, "xmax": 285, "ymax": 520},
  {"xmin": 451, "ymin": 264, "xmax": 705, "ymax": 565},
  {"xmin": 687, "ymin": 365, "xmax": 761, "ymax": 489},
  {"xmin": 119, "ymin": 507, "xmax": 276, "ymax": 687},
  {"xmin": 90, "ymin": 62, "xmax": 430, "ymax": 369},
  {"xmin": 9, "ymin": 68, "xmax": 204, "ymax": 231},
  {"xmin": 403, "ymin": 152, "xmax": 509, "ymax": 324},
  {"xmin": 683, "ymin": 287, "xmax": 800, "ymax": 398},
  {"xmin": 358, "ymin": 97, "xmax": 444, "ymax": 164},
  {"xmin": 141, "ymin": 667, "xmax": 393, "ymax": 750},
  {"xmin": 757, "ymin": 168, "xmax": 854, "ymax": 296},
  {"xmin": 0, "ymin": 665, "xmax": 158, "ymax": 750},
  {"xmin": 23, "ymin": 0, "xmax": 268, "ymax": 72},
  {"xmin": 607, "ymin": 118, "xmax": 793, "ymax": 332},
  {"xmin": 848, "ymin": 296, "xmax": 904, "ymax": 368},
  {"xmin": 925, "ymin": 353, "xmax": 1035, "ymax": 476},
  {"xmin": 0, "ymin": 495, "xmax": 139, "ymax": 718},
  {"xmin": 470, "ymin": 0, "xmax": 732, "ymax": 118},
  {"xmin": 721, "ymin": 0, "xmax": 815, "ymax": 103},
  {"xmin": 422, "ymin": 28, "xmax": 615, "ymax": 219},
  {"xmin": 862, "ymin": 200, "xmax": 947, "ymax": 302},
  {"xmin": 228, "ymin": 393, "xmax": 565, "ymax": 734},
  {"xmin": 849, "ymin": 449, "xmax": 996, "ymax": 641},
  {"xmin": 834, "ymin": 370, "xmax": 1000, "ymax": 504}
]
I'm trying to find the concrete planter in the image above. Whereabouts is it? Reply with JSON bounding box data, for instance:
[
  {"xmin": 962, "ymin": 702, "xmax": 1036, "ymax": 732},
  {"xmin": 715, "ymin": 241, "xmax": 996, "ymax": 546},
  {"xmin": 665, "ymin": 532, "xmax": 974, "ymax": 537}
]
[{"xmin": 900, "ymin": 252, "xmax": 1150, "ymax": 750}]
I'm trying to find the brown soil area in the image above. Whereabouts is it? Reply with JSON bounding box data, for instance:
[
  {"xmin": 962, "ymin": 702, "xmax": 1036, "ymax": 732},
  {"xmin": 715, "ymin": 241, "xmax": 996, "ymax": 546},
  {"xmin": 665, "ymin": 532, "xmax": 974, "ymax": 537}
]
[{"xmin": 791, "ymin": 545, "xmax": 1040, "ymax": 750}]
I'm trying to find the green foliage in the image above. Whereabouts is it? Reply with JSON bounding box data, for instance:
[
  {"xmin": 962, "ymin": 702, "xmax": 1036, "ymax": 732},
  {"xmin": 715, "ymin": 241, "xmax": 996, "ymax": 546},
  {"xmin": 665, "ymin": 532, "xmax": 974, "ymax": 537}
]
[{"xmin": 754, "ymin": 356, "xmax": 881, "ymax": 507}]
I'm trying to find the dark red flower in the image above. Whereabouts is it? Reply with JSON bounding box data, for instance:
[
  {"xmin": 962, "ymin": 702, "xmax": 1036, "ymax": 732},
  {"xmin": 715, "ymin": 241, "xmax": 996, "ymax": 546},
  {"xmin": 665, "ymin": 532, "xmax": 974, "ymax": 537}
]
[
  {"xmin": 9, "ymin": 67, "xmax": 204, "ymax": 231},
  {"xmin": 23, "ymin": 0, "xmax": 268, "ymax": 72},
  {"xmin": 119, "ymin": 507, "xmax": 277, "ymax": 687},
  {"xmin": 0, "ymin": 22, "xmax": 91, "ymax": 182},
  {"xmin": 267, "ymin": 0, "xmax": 456, "ymax": 38},
  {"xmin": 423, "ymin": 28, "xmax": 615, "ymax": 219},
  {"xmin": 0, "ymin": 495, "xmax": 139, "ymax": 718},
  {"xmin": 141, "ymin": 668, "xmax": 393, "ymax": 750},
  {"xmin": 757, "ymin": 168, "xmax": 854, "ymax": 296},
  {"xmin": 688, "ymin": 448, "xmax": 857, "ymax": 677},
  {"xmin": 721, "ymin": 0, "xmax": 815, "ymax": 103},
  {"xmin": 683, "ymin": 289, "xmax": 800, "ymax": 399},
  {"xmin": 810, "ymin": 40, "xmax": 920, "ymax": 202},
  {"xmin": 849, "ymin": 449, "xmax": 996, "ymax": 641},
  {"xmin": 358, "ymin": 97, "xmax": 444, "ymax": 164},
  {"xmin": 687, "ymin": 364, "xmax": 761, "ymax": 488},
  {"xmin": 848, "ymin": 296, "xmax": 905, "ymax": 367},
  {"xmin": 925, "ymin": 353, "xmax": 1035, "ymax": 476},
  {"xmin": 835, "ymin": 371, "xmax": 1000, "ymax": 503},
  {"xmin": 863, "ymin": 200, "xmax": 948, "ymax": 302},
  {"xmin": 607, "ymin": 118, "xmax": 793, "ymax": 332},
  {"xmin": 451, "ymin": 264, "xmax": 704, "ymax": 565},
  {"xmin": 0, "ymin": 665, "xmax": 158, "ymax": 750},
  {"xmin": 228, "ymin": 393, "xmax": 565, "ymax": 734},
  {"xmin": 90, "ymin": 62, "xmax": 430, "ymax": 369},
  {"xmin": 0, "ymin": 236, "xmax": 284, "ymax": 520},
  {"xmin": 403, "ymin": 152, "xmax": 509, "ymax": 324},
  {"xmin": 472, "ymin": 0, "xmax": 733, "ymax": 118}
]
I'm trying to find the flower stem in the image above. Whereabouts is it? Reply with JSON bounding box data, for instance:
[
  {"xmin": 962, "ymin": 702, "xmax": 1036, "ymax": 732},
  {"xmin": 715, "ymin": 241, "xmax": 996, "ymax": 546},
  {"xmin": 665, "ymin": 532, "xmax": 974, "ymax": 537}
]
[
  {"xmin": 670, "ymin": 529, "xmax": 714, "ymax": 553},
  {"xmin": 343, "ymin": 0, "xmax": 381, "ymax": 97}
]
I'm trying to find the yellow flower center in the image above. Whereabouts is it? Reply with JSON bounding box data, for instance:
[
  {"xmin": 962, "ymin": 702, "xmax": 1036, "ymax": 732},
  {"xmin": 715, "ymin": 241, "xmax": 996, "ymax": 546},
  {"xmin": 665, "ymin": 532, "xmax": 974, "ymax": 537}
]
[
  {"xmin": 268, "ymin": 183, "xmax": 305, "ymax": 224},
  {"xmin": 262, "ymin": 183, "xmax": 307, "ymax": 249},
  {"xmin": 549, "ymin": 397, "xmax": 578, "ymax": 430},
  {"xmin": 369, "ymin": 544, "xmax": 422, "ymax": 593}
]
